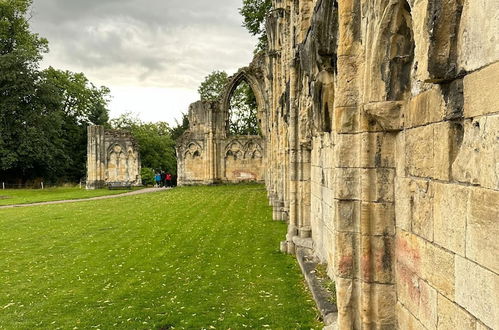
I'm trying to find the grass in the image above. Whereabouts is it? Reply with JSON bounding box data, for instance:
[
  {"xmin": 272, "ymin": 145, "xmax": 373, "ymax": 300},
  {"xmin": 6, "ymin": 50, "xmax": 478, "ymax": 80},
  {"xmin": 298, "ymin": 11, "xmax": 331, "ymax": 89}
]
[
  {"xmin": 315, "ymin": 264, "xmax": 337, "ymax": 305},
  {"xmin": 0, "ymin": 184, "xmax": 320, "ymax": 329},
  {"xmin": 0, "ymin": 186, "xmax": 141, "ymax": 206}
]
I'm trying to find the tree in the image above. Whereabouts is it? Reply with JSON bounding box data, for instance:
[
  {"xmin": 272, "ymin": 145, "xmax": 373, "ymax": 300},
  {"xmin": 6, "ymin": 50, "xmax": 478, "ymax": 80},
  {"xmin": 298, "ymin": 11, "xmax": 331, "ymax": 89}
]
[
  {"xmin": 171, "ymin": 113, "xmax": 189, "ymax": 141},
  {"xmin": 0, "ymin": 1, "xmax": 112, "ymax": 183},
  {"xmin": 110, "ymin": 113, "xmax": 177, "ymax": 175},
  {"xmin": 198, "ymin": 70, "xmax": 229, "ymax": 101},
  {"xmin": 197, "ymin": 70, "xmax": 259, "ymax": 136},
  {"xmin": 239, "ymin": 0, "xmax": 272, "ymax": 52},
  {"xmin": 38, "ymin": 68, "xmax": 111, "ymax": 181},
  {"xmin": 0, "ymin": 0, "xmax": 52, "ymax": 181},
  {"xmin": 229, "ymin": 81, "xmax": 259, "ymax": 135}
]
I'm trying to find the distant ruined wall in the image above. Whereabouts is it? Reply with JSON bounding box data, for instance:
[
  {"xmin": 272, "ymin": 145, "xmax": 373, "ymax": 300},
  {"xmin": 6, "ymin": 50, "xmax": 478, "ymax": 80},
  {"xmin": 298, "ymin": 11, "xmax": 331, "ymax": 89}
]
[
  {"xmin": 176, "ymin": 65, "xmax": 268, "ymax": 185},
  {"xmin": 86, "ymin": 126, "xmax": 142, "ymax": 189},
  {"xmin": 263, "ymin": 0, "xmax": 499, "ymax": 329}
]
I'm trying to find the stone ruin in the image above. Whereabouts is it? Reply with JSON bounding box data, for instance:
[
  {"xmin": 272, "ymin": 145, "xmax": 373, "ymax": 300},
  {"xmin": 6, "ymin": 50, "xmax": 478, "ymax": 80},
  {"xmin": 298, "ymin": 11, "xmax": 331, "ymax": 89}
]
[
  {"xmin": 176, "ymin": 68, "xmax": 267, "ymax": 185},
  {"xmin": 179, "ymin": 0, "xmax": 498, "ymax": 328},
  {"xmin": 86, "ymin": 125, "xmax": 142, "ymax": 189}
]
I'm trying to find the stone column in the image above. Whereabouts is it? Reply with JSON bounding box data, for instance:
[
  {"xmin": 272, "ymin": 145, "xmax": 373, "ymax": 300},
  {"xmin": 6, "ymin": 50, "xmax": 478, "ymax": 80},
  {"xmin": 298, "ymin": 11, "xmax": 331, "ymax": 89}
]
[{"xmin": 86, "ymin": 125, "xmax": 106, "ymax": 189}]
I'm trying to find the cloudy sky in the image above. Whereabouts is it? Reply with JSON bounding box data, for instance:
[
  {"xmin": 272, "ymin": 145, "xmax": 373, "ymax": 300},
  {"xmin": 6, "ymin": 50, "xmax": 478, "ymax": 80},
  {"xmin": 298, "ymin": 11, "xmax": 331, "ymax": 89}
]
[{"xmin": 30, "ymin": 0, "xmax": 257, "ymax": 125}]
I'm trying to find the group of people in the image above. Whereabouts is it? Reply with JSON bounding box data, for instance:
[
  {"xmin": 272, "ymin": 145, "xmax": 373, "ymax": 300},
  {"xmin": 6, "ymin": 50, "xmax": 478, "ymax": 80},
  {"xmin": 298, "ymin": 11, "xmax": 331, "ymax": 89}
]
[{"xmin": 155, "ymin": 171, "xmax": 173, "ymax": 187}]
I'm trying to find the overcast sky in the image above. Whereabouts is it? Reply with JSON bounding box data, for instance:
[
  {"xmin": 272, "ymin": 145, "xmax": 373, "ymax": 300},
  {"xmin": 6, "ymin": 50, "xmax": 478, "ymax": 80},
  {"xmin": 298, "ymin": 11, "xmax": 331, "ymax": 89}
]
[{"xmin": 30, "ymin": 0, "xmax": 257, "ymax": 125}]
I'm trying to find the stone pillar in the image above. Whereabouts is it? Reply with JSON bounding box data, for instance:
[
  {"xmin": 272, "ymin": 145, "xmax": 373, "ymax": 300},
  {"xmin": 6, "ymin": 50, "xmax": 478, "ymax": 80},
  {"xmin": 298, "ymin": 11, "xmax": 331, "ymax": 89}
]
[{"xmin": 86, "ymin": 125, "xmax": 105, "ymax": 189}]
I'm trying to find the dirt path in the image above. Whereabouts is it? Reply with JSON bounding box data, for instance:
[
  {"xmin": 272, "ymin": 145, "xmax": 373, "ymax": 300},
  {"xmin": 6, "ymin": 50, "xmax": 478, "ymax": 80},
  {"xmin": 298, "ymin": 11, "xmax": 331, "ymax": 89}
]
[{"xmin": 0, "ymin": 187, "xmax": 169, "ymax": 210}]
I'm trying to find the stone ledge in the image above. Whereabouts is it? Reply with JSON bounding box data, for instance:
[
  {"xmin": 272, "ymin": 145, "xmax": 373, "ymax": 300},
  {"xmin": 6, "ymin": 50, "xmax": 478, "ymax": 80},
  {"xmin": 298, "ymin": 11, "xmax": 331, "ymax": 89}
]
[
  {"xmin": 295, "ymin": 247, "xmax": 338, "ymax": 328},
  {"xmin": 292, "ymin": 236, "xmax": 314, "ymax": 250}
]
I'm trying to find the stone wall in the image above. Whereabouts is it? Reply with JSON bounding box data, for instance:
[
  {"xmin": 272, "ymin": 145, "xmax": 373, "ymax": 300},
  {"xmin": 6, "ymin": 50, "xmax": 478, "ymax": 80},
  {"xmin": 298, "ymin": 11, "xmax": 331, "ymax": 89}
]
[
  {"xmin": 86, "ymin": 125, "xmax": 142, "ymax": 189},
  {"xmin": 262, "ymin": 0, "xmax": 498, "ymax": 329},
  {"xmin": 177, "ymin": 0, "xmax": 498, "ymax": 327},
  {"xmin": 176, "ymin": 81, "xmax": 267, "ymax": 185}
]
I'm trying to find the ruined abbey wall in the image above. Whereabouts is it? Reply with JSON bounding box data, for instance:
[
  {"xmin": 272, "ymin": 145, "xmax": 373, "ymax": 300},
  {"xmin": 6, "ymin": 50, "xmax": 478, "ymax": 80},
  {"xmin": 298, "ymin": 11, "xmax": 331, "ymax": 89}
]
[
  {"xmin": 263, "ymin": 0, "xmax": 498, "ymax": 329},
  {"xmin": 177, "ymin": 0, "xmax": 498, "ymax": 327},
  {"xmin": 176, "ymin": 85, "xmax": 267, "ymax": 185},
  {"xmin": 86, "ymin": 126, "xmax": 142, "ymax": 189}
]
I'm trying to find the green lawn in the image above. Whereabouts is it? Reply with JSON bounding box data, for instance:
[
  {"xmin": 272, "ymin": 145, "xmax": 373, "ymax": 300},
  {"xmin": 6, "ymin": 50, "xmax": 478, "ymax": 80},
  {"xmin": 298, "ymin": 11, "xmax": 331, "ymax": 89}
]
[
  {"xmin": 0, "ymin": 186, "xmax": 139, "ymax": 206},
  {"xmin": 0, "ymin": 184, "xmax": 320, "ymax": 329}
]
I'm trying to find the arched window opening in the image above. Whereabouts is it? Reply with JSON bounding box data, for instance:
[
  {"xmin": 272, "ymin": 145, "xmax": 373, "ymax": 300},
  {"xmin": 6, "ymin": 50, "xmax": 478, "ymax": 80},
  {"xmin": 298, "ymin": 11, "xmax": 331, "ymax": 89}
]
[
  {"xmin": 386, "ymin": 0, "xmax": 414, "ymax": 101},
  {"xmin": 228, "ymin": 80, "xmax": 260, "ymax": 136}
]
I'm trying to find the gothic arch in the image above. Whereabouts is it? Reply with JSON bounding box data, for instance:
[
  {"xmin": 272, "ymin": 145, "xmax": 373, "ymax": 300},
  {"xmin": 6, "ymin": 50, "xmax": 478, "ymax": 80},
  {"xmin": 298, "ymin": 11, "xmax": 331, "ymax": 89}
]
[
  {"xmin": 220, "ymin": 68, "xmax": 268, "ymax": 136},
  {"xmin": 183, "ymin": 142, "xmax": 203, "ymax": 159},
  {"xmin": 367, "ymin": 0, "xmax": 415, "ymax": 102}
]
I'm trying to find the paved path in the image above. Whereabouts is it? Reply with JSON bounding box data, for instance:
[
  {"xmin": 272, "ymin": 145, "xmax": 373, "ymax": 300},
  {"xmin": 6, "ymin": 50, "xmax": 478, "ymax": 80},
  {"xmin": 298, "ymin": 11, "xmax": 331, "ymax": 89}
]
[{"xmin": 0, "ymin": 187, "xmax": 169, "ymax": 210}]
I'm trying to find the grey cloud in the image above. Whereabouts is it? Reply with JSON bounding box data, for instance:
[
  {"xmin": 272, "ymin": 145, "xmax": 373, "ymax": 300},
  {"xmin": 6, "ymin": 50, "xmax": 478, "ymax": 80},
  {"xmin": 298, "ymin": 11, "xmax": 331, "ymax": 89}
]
[{"xmin": 30, "ymin": 0, "xmax": 256, "ymax": 89}]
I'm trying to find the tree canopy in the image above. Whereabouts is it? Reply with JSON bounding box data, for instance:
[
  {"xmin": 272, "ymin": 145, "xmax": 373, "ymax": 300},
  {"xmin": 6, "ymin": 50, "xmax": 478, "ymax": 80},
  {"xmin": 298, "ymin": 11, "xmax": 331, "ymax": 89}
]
[
  {"xmin": 110, "ymin": 113, "xmax": 177, "ymax": 176},
  {"xmin": 198, "ymin": 70, "xmax": 229, "ymax": 101},
  {"xmin": 239, "ymin": 0, "xmax": 272, "ymax": 52},
  {"xmin": 0, "ymin": 0, "xmax": 110, "ymax": 183}
]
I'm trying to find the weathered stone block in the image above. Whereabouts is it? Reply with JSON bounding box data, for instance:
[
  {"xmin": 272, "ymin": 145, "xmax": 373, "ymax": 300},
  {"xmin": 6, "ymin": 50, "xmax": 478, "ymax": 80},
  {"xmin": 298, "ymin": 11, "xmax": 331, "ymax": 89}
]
[
  {"xmin": 406, "ymin": 122, "xmax": 452, "ymax": 180},
  {"xmin": 418, "ymin": 279, "xmax": 438, "ymax": 330},
  {"xmin": 405, "ymin": 87, "xmax": 446, "ymax": 128},
  {"xmin": 395, "ymin": 231, "xmax": 423, "ymax": 277},
  {"xmin": 334, "ymin": 107, "xmax": 359, "ymax": 133},
  {"xmin": 466, "ymin": 188, "xmax": 499, "ymax": 274},
  {"xmin": 425, "ymin": 0, "xmax": 464, "ymax": 81},
  {"xmin": 336, "ymin": 56, "xmax": 360, "ymax": 107},
  {"xmin": 409, "ymin": 179, "xmax": 434, "ymax": 242},
  {"xmin": 394, "ymin": 177, "xmax": 412, "ymax": 231},
  {"xmin": 395, "ymin": 131, "xmax": 406, "ymax": 176},
  {"xmin": 458, "ymin": 0, "xmax": 499, "ymax": 72},
  {"xmin": 433, "ymin": 182, "xmax": 469, "ymax": 255},
  {"xmin": 455, "ymin": 256, "xmax": 499, "ymax": 329},
  {"xmin": 463, "ymin": 62, "xmax": 499, "ymax": 118},
  {"xmin": 363, "ymin": 101, "xmax": 404, "ymax": 132},
  {"xmin": 360, "ymin": 202, "xmax": 395, "ymax": 236},
  {"xmin": 335, "ymin": 232, "xmax": 358, "ymax": 278},
  {"xmin": 452, "ymin": 115, "xmax": 499, "ymax": 190},
  {"xmin": 437, "ymin": 294, "xmax": 476, "ymax": 330},
  {"xmin": 396, "ymin": 231, "xmax": 423, "ymax": 315},
  {"xmin": 360, "ymin": 168, "xmax": 395, "ymax": 203},
  {"xmin": 334, "ymin": 133, "xmax": 360, "ymax": 167},
  {"xmin": 335, "ymin": 200, "xmax": 360, "ymax": 233},
  {"xmin": 336, "ymin": 277, "xmax": 360, "ymax": 329},
  {"xmin": 334, "ymin": 168, "xmax": 360, "ymax": 200},
  {"xmin": 360, "ymin": 132, "xmax": 396, "ymax": 168},
  {"xmin": 422, "ymin": 242, "xmax": 455, "ymax": 299},
  {"xmin": 360, "ymin": 235, "xmax": 394, "ymax": 284},
  {"xmin": 360, "ymin": 283, "xmax": 396, "ymax": 327},
  {"xmin": 396, "ymin": 302, "xmax": 426, "ymax": 330}
]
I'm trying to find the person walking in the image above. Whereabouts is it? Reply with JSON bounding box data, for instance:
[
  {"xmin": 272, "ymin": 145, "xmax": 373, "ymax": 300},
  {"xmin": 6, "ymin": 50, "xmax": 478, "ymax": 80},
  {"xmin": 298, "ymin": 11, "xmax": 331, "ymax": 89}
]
[
  {"xmin": 166, "ymin": 173, "xmax": 172, "ymax": 187},
  {"xmin": 155, "ymin": 172, "xmax": 161, "ymax": 187},
  {"xmin": 160, "ymin": 171, "xmax": 166, "ymax": 187}
]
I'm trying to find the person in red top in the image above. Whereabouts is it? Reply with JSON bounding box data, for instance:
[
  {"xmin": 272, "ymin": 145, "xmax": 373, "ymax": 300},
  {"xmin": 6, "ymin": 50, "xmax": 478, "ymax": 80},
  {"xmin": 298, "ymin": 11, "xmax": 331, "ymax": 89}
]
[{"xmin": 165, "ymin": 173, "xmax": 172, "ymax": 187}]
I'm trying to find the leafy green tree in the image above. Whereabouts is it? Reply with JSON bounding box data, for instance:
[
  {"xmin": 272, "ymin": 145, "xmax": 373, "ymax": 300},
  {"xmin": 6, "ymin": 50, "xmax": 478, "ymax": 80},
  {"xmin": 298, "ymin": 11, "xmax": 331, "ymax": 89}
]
[
  {"xmin": 239, "ymin": 0, "xmax": 272, "ymax": 52},
  {"xmin": 38, "ymin": 68, "xmax": 110, "ymax": 181},
  {"xmin": 198, "ymin": 70, "xmax": 229, "ymax": 101},
  {"xmin": 0, "ymin": 0, "xmax": 111, "ymax": 183},
  {"xmin": 140, "ymin": 167, "xmax": 155, "ymax": 186},
  {"xmin": 0, "ymin": 0, "xmax": 53, "ymax": 181},
  {"xmin": 229, "ymin": 81, "xmax": 259, "ymax": 135},
  {"xmin": 171, "ymin": 113, "xmax": 189, "ymax": 141},
  {"xmin": 110, "ymin": 113, "xmax": 177, "ymax": 175}
]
